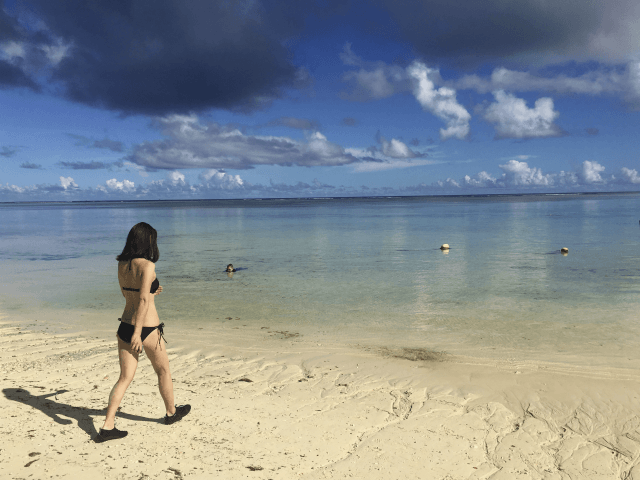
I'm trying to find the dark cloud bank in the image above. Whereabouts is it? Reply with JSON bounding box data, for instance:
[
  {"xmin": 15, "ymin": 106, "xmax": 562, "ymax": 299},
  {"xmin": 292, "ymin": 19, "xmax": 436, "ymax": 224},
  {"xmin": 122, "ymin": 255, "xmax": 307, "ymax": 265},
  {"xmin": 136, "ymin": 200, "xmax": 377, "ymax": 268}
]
[
  {"xmin": 2, "ymin": 0, "xmax": 639, "ymax": 116},
  {"xmin": 1, "ymin": 0, "xmax": 315, "ymax": 114}
]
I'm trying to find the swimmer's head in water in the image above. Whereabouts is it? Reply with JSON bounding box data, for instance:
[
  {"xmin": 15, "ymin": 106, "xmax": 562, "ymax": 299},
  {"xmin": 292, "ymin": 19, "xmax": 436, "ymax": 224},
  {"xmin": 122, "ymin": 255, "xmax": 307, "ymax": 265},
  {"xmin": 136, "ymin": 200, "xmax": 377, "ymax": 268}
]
[{"xmin": 226, "ymin": 264, "xmax": 235, "ymax": 272}]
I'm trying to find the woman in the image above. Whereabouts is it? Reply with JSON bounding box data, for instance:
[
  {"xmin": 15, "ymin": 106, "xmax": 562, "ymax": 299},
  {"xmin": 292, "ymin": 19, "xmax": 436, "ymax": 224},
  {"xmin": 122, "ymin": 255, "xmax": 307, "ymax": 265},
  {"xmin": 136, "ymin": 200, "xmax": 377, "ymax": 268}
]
[{"xmin": 96, "ymin": 222, "xmax": 190, "ymax": 443}]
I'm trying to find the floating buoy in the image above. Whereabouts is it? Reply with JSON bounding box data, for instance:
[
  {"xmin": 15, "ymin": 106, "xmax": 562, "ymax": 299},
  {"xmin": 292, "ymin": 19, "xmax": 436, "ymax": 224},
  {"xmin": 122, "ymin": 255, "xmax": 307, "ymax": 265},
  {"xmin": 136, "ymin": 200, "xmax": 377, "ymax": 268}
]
[
  {"xmin": 561, "ymin": 247, "xmax": 569, "ymax": 254},
  {"xmin": 440, "ymin": 244, "xmax": 450, "ymax": 250}
]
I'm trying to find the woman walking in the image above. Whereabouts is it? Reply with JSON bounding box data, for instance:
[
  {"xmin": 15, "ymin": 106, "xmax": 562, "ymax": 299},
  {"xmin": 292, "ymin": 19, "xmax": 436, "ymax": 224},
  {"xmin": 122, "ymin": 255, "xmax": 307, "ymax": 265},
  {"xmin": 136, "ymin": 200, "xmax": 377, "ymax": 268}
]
[{"xmin": 96, "ymin": 222, "xmax": 190, "ymax": 442}]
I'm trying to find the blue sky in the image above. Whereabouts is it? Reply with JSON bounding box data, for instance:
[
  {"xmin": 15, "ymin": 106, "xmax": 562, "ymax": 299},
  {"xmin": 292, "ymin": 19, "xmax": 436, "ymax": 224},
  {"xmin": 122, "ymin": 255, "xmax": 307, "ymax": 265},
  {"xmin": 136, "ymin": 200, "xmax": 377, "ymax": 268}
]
[{"xmin": 1, "ymin": 0, "xmax": 640, "ymax": 201}]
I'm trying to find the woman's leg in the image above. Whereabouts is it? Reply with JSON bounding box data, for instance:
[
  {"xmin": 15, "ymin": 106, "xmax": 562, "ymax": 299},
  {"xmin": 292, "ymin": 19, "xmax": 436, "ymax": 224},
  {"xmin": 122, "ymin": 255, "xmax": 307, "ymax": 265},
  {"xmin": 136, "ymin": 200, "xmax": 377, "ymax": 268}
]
[
  {"xmin": 143, "ymin": 330, "xmax": 176, "ymax": 416},
  {"xmin": 102, "ymin": 335, "xmax": 139, "ymax": 430}
]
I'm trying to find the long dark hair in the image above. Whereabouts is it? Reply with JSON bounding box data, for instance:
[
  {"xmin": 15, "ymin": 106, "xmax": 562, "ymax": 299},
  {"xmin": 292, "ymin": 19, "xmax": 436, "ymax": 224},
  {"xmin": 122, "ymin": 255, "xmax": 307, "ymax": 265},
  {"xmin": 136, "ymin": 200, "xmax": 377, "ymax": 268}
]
[{"xmin": 116, "ymin": 222, "xmax": 159, "ymax": 263}]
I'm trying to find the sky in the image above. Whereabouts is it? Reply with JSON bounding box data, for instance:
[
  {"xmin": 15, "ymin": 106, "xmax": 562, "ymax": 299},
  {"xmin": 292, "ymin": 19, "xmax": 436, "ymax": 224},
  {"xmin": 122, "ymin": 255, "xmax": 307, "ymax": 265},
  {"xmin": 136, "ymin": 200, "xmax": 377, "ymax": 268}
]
[{"xmin": 1, "ymin": 0, "xmax": 640, "ymax": 201}]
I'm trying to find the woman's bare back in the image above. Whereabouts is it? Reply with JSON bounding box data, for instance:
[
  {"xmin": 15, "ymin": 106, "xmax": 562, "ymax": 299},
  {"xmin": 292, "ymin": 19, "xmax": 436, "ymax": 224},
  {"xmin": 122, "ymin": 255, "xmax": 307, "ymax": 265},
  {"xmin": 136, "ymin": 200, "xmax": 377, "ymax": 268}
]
[{"xmin": 118, "ymin": 258, "xmax": 161, "ymax": 327}]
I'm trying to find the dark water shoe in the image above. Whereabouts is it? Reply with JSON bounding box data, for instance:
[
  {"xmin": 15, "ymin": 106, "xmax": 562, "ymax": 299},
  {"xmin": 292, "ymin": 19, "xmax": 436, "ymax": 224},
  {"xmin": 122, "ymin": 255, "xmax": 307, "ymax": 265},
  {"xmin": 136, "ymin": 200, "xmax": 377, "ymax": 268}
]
[
  {"xmin": 95, "ymin": 427, "xmax": 128, "ymax": 443},
  {"xmin": 165, "ymin": 404, "xmax": 191, "ymax": 425}
]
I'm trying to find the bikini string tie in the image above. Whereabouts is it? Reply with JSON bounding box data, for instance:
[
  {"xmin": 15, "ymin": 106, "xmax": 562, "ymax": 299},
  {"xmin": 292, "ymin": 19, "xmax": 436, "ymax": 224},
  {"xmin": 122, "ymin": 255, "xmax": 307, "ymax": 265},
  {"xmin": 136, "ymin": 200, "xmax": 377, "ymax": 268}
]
[{"xmin": 157, "ymin": 322, "xmax": 167, "ymax": 346}]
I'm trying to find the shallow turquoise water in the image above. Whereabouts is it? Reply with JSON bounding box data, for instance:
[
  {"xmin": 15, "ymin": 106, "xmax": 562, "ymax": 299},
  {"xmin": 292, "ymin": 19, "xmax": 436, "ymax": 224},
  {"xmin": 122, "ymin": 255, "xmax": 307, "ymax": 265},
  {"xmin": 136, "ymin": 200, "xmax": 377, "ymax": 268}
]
[{"xmin": 1, "ymin": 194, "xmax": 640, "ymax": 367}]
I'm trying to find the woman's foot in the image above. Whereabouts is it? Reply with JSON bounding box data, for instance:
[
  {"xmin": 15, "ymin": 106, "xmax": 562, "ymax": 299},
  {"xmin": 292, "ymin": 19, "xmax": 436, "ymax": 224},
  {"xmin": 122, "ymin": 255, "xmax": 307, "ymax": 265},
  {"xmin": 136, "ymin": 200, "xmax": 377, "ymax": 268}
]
[
  {"xmin": 165, "ymin": 404, "xmax": 191, "ymax": 425},
  {"xmin": 95, "ymin": 427, "xmax": 128, "ymax": 443}
]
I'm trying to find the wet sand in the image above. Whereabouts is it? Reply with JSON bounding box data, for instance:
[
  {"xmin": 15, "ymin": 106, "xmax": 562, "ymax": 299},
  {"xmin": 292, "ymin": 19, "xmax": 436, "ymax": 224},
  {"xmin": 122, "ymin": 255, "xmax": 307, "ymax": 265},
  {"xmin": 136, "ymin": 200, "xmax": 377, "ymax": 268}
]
[{"xmin": 2, "ymin": 317, "xmax": 640, "ymax": 479}]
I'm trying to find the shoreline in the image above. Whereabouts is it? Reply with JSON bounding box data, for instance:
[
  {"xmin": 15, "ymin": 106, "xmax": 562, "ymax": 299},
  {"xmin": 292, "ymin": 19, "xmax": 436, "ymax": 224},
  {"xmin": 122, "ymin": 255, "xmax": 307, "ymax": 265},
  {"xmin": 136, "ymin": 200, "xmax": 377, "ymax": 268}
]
[
  {"xmin": 1, "ymin": 190, "xmax": 638, "ymax": 206},
  {"xmin": 3, "ymin": 315, "xmax": 640, "ymax": 479}
]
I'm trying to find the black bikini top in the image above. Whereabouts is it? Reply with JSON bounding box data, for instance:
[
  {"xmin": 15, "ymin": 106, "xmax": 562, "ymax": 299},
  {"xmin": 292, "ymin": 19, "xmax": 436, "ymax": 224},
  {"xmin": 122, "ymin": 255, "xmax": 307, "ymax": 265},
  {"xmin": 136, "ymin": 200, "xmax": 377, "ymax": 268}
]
[
  {"xmin": 122, "ymin": 259, "xmax": 159, "ymax": 294},
  {"xmin": 122, "ymin": 277, "xmax": 160, "ymax": 294}
]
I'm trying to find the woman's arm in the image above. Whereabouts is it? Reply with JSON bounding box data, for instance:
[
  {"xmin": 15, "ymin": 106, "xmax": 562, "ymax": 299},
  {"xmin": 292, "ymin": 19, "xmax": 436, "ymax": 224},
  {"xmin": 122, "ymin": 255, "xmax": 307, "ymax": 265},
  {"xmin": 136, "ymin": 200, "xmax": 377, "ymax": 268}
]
[{"xmin": 130, "ymin": 261, "xmax": 155, "ymax": 353}]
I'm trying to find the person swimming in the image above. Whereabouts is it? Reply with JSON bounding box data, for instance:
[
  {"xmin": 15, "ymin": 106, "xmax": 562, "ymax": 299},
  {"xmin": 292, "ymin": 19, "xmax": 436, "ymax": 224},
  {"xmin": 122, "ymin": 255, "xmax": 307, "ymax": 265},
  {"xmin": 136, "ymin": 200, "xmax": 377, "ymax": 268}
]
[{"xmin": 226, "ymin": 264, "xmax": 236, "ymax": 272}]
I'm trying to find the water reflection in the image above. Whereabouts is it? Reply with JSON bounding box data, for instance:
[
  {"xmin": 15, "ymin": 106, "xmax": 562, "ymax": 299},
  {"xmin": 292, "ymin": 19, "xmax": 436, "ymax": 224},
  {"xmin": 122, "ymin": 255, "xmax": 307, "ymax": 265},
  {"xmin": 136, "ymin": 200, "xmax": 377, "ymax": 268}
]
[{"xmin": 1, "ymin": 195, "xmax": 640, "ymax": 366}]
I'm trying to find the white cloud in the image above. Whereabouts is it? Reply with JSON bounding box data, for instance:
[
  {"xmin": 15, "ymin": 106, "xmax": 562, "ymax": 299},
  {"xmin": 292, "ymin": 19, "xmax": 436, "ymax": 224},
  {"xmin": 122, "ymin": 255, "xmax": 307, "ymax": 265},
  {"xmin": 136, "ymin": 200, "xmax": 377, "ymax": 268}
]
[
  {"xmin": 555, "ymin": 171, "xmax": 580, "ymax": 186},
  {"xmin": 128, "ymin": 115, "xmax": 360, "ymax": 170},
  {"xmin": 340, "ymin": 45, "xmax": 473, "ymax": 141},
  {"xmin": 0, "ymin": 177, "xmax": 87, "ymax": 200},
  {"xmin": 346, "ymin": 135, "xmax": 434, "ymax": 172},
  {"xmin": 2, "ymin": 160, "xmax": 639, "ymax": 202},
  {"xmin": 0, "ymin": 33, "xmax": 72, "ymax": 79},
  {"xmin": 462, "ymin": 171, "xmax": 498, "ymax": 187},
  {"xmin": 381, "ymin": 138, "xmax": 416, "ymax": 158},
  {"xmin": 123, "ymin": 161, "xmax": 149, "ymax": 177},
  {"xmin": 41, "ymin": 39, "xmax": 71, "ymax": 65},
  {"xmin": 453, "ymin": 61, "xmax": 640, "ymax": 110},
  {"xmin": 434, "ymin": 178, "xmax": 460, "ymax": 188},
  {"xmin": 339, "ymin": 43, "xmax": 411, "ymax": 101},
  {"xmin": 422, "ymin": 160, "xmax": 616, "ymax": 192},
  {"xmin": 0, "ymin": 183, "xmax": 26, "ymax": 194},
  {"xmin": 579, "ymin": 160, "xmax": 606, "ymax": 183},
  {"xmin": 133, "ymin": 169, "xmax": 245, "ymax": 196},
  {"xmin": 620, "ymin": 167, "xmax": 640, "ymax": 184},
  {"xmin": 499, "ymin": 160, "xmax": 554, "ymax": 186},
  {"xmin": 102, "ymin": 178, "xmax": 136, "ymax": 193},
  {"xmin": 140, "ymin": 178, "xmax": 194, "ymax": 196},
  {"xmin": 0, "ymin": 41, "xmax": 26, "ymax": 61},
  {"xmin": 167, "ymin": 171, "xmax": 186, "ymax": 186},
  {"xmin": 198, "ymin": 169, "xmax": 244, "ymax": 189},
  {"xmin": 304, "ymin": 131, "xmax": 348, "ymax": 163},
  {"xmin": 455, "ymin": 67, "xmax": 622, "ymax": 95},
  {"xmin": 483, "ymin": 91, "xmax": 563, "ymax": 139},
  {"xmin": 339, "ymin": 49, "xmax": 640, "ymax": 142},
  {"xmin": 407, "ymin": 62, "xmax": 471, "ymax": 140},
  {"xmin": 60, "ymin": 176, "xmax": 78, "ymax": 190},
  {"xmin": 342, "ymin": 68, "xmax": 398, "ymax": 100},
  {"xmin": 339, "ymin": 42, "xmax": 361, "ymax": 67}
]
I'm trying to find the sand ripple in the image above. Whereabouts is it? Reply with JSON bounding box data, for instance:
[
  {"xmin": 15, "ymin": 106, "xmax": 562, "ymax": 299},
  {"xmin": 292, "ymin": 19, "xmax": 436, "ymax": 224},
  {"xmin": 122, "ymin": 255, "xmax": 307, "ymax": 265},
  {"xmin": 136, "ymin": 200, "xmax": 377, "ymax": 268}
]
[{"xmin": 2, "ymin": 320, "xmax": 640, "ymax": 479}]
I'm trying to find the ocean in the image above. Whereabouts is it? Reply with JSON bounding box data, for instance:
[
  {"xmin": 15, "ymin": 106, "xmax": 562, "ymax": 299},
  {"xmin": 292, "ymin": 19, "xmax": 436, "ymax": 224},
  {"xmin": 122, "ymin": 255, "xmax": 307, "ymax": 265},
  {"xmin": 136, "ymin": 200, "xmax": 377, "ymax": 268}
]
[{"xmin": 1, "ymin": 193, "xmax": 639, "ymax": 369}]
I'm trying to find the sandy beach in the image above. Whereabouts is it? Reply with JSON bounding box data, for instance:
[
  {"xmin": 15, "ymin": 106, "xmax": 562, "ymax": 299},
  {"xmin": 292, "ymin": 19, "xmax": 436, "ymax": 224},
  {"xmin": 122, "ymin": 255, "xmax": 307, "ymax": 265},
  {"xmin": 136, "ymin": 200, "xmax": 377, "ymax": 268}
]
[{"xmin": 2, "ymin": 316, "xmax": 640, "ymax": 480}]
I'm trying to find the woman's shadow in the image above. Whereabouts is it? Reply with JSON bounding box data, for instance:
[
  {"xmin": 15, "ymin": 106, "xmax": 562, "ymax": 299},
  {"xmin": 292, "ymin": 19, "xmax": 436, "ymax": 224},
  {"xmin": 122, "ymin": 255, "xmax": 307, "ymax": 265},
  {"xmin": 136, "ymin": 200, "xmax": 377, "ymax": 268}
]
[{"xmin": 3, "ymin": 387, "xmax": 160, "ymax": 441}]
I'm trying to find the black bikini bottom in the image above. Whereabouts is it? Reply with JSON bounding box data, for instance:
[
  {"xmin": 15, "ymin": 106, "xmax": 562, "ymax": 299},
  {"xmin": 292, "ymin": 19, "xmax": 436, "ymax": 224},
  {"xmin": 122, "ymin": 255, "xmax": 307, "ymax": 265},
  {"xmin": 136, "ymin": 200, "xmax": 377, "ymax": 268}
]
[{"xmin": 117, "ymin": 319, "xmax": 167, "ymax": 345}]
